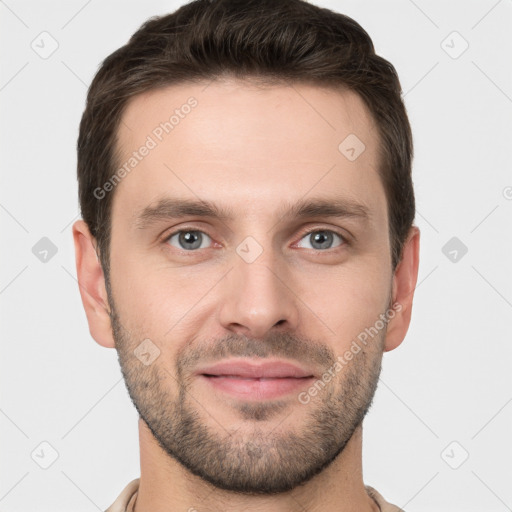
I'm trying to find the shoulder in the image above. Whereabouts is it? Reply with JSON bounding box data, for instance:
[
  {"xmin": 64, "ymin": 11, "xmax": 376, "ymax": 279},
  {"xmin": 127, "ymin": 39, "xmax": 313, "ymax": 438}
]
[
  {"xmin": 104, "ymin": 478, "xmax": 140, "ymax": 512},
  {"xmin": 366, "ymin": 485, "xmax": 405, "ymax": 512}
]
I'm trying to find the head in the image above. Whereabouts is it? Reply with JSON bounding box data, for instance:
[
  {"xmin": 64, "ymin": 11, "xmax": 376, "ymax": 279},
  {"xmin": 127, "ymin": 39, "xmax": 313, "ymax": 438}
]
[{"xmin": 73, "ymin": 0, "xmax": 419, "ymax": 495}]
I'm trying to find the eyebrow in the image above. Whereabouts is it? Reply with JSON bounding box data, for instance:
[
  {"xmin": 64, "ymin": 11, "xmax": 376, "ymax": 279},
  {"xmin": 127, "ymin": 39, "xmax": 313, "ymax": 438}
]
[{"xmin": 135, "ymin": 196, "xmax": 371, "ymax": 230}]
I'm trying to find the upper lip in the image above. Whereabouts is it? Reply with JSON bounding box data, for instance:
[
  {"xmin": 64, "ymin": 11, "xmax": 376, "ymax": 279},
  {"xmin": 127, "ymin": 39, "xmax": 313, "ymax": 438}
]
[{"xmin": 195, "ymin": 359, "xmax": 315, "ymax": 379}]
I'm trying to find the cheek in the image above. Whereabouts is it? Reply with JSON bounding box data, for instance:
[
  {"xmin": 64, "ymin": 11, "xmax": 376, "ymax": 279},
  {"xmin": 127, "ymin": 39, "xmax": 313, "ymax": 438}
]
[
  {"xmin": 109, "ymin": 250, "xmax": 218, "ymax": 344},
  {"xmin": 300, "ymin": 259, "xmax": 391, "ymax": 348}
]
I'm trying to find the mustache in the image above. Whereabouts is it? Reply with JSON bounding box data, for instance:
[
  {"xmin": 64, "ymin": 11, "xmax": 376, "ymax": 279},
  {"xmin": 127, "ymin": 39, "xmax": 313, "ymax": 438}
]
[{"xmin": 176, "ymin": 332, "xmax": 336, "ymax": 374}]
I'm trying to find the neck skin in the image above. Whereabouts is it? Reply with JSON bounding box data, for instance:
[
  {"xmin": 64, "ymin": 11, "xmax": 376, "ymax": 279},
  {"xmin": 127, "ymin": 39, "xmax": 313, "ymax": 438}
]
[{"xmin": 133, "ymin": 418, "xmax": 379, "ymax": 512}]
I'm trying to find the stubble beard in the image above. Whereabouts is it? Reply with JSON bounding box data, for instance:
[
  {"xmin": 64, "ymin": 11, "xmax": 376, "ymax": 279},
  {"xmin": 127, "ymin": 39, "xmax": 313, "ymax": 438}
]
[{"xmin": 108, "ymin": 294, "xmax": 384, "ymax": 495}]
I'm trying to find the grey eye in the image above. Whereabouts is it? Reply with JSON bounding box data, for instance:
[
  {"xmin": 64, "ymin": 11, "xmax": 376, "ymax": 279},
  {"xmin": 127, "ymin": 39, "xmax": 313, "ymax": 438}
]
[
  {"xmin": 167, "ymin": 230, "xmax": 212, "ymax": 251},
  {"xmin": 296, "ymin": 230, "xmax": 344, "ymax": 250}
]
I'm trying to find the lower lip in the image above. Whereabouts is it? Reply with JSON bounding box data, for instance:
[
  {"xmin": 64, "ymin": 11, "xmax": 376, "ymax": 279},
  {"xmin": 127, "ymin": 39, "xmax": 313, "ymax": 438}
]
[{"xmin": 199, "ymin": 375, "xmax": 315, "ymax": 400}]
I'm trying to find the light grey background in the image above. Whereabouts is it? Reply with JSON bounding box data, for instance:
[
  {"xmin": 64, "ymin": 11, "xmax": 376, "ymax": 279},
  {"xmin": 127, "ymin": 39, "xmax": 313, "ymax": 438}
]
[{"xmin": 1, "ymin": 0, "xmax": 511, "ymax": 510}]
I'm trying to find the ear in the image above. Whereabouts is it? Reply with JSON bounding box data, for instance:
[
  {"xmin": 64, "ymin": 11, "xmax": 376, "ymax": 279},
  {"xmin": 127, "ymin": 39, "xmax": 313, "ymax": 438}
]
[
  {"xmin": 72, "ymin": 220, "xmax": 116, "ymax": 348},
  {"xmin": 384, "ymin": 226, "xmax": 420, "ymax": 352}
]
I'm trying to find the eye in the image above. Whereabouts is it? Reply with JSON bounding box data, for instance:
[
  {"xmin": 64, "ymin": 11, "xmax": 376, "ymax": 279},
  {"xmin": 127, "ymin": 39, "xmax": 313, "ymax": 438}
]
[
  {"xmin": 166, "ymin": 229, "xmax": 213, "ymax": 251},
  {"xmin": 296, "ymin": 229, "xmax": 345, "ymax": 251}
]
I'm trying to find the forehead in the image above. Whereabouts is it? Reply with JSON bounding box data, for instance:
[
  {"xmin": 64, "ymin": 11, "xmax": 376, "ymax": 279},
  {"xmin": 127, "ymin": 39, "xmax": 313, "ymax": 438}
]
[{"xmin": 112, "ymin": 79, "xmax": 385, "ymax": 221}]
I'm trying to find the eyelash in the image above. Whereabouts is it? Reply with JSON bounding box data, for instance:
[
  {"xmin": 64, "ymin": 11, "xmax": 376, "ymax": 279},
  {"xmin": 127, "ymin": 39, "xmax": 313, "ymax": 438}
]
[{"xmin": 162, "ymin": 226, "xmax": 349, "ymax": 253}]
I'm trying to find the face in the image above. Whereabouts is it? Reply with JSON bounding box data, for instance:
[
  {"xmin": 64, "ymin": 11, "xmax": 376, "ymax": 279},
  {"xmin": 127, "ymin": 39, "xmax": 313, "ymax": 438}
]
[{"xmin": 105, "ymin": 79, "xmax": 395, "ymax": 493}]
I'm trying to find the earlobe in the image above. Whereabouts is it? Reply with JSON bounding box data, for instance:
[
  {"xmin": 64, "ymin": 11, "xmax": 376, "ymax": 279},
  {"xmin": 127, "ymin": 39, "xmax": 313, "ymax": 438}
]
[
  {"xmin": 384, "ymin": 226, "xmax": 420, "ymax": 352},
  {"xmin": 72, "ymin": 220, "xmax": 116, "ymax": 349}
]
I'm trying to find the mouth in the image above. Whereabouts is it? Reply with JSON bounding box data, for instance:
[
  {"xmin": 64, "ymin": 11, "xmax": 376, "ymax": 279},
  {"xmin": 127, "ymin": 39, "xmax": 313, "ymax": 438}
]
[{"xmin": 195, "ymin": 359, "xmax": 316, "ymax": 400}]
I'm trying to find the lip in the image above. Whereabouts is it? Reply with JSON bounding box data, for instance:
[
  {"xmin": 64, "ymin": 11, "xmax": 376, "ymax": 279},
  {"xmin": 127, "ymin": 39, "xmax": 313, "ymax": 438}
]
[
  {"xmin": 195, "ymin": 359, "xmax": 315, "ymax": 379},
  {"xmin": 195, "ymin": 359, "xmax": 316, "ymax": 401}
]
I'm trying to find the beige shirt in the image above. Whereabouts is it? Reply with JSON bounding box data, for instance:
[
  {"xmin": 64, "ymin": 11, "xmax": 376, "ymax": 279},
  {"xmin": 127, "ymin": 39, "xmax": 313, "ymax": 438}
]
[{"xmin": 105, "ymin": 478, "xmax": 404, "ymax": 511}]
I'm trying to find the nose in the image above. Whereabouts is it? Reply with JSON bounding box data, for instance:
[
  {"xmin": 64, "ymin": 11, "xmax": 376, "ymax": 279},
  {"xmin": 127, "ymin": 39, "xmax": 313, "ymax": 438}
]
[{"xmin": 218, "ymin": 247, "xmax": 300, "ymax": 339}]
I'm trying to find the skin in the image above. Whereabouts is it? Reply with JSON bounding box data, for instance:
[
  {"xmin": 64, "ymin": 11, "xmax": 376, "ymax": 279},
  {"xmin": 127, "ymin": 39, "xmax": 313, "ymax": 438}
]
[{"xmin": 73, "ymin": 79, "xmax": 420, "ymax": 512}]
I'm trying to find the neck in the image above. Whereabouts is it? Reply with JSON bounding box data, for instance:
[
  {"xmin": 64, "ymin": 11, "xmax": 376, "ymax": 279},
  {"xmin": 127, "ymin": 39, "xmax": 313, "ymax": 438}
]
[{"xmin": 133, "ymin": 418, "xmax": 379, "ymax": 512}]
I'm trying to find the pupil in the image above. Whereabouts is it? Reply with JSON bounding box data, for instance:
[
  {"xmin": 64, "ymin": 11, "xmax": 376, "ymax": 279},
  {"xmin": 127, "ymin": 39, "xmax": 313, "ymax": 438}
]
[
  {"xmin": 312, "ymin": 231, "xmax": 332, "ymax": 249},
  {"xmin": 180, "ymin": 231, "xmax": 201, "ymax": 250}
]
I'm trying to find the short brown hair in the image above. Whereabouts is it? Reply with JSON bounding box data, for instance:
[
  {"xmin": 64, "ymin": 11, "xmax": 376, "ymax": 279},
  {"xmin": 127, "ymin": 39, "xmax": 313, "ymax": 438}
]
[{"xmin": 77, "ymin": 0, "xmax": 414, "ymax": 279}]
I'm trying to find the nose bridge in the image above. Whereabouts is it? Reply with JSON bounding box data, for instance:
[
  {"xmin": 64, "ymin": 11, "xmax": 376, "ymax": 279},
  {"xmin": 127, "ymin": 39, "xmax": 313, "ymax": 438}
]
[{"xmin": 218, "ymin": 236, "xmax": 299, "ymax": 338}]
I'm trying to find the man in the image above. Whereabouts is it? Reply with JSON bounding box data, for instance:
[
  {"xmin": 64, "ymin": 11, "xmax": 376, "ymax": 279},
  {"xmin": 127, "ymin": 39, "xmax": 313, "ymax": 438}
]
[{"xmin": 72, "ymin": 0, "xmax": 420, "ymax": 510}]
